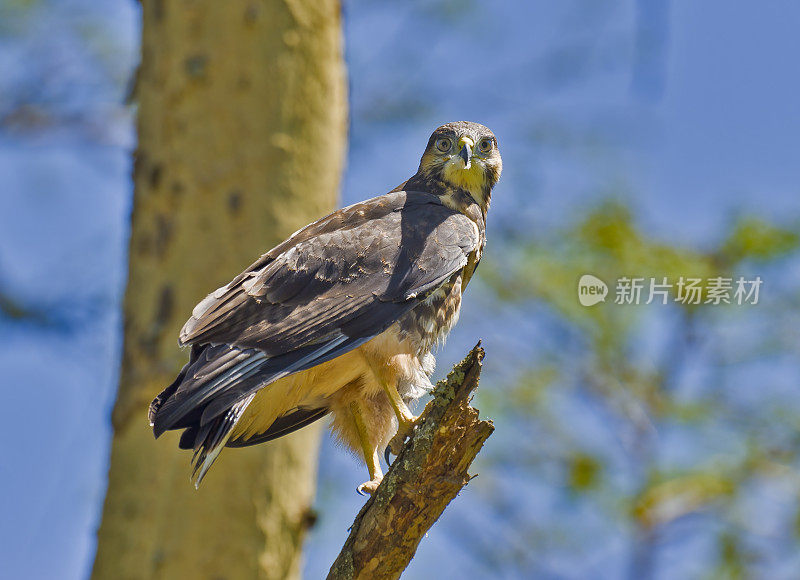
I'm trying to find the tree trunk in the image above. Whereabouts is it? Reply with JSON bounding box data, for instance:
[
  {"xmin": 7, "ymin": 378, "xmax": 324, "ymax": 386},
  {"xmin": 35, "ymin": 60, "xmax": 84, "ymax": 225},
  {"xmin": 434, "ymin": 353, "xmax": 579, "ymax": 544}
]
[{"xmin": 92, "ymin": 1, "xmax": 346, "ymax": 578}]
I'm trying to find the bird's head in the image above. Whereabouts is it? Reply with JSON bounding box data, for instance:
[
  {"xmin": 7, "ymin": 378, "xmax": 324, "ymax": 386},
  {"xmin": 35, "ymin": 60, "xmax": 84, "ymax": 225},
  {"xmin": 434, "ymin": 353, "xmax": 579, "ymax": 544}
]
[{"xmin": 417, "ymin": 121, "xmax": 502, "ymax": 209}]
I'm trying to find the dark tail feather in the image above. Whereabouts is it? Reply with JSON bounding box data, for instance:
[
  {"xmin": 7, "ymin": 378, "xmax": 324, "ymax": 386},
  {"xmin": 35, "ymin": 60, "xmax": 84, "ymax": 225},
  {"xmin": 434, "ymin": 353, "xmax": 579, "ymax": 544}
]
[
  {"xmin": 174, "ymin": 405, "xmax": 328, "ymax": 486},
  {"xmin": 188, "ymin": 393, "xmax": 256, "ymax": 488},
  {"xmin": 151, "ymin": 345, "xmax": 267, "ymax": 438},
  {"xmin": 148, "ymin": 343, "xmax": 263, "ymax": 487},
  {"xmin": 149, "ymin": 344, "xmax": 208, "ymax": 429},
  {"xmin": 149, "ymin": 335, "xmax": 361, "ymax": 487},
  {"xmin": 226, "ymin": 407, "xmax": 329, "ymax": 447}
]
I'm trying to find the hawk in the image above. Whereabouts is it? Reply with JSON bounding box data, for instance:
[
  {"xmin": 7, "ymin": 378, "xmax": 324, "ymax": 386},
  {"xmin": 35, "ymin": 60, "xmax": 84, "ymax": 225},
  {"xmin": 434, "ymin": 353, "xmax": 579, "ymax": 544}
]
[{"xmin": 149, "ymin": 121, "xmax": 502, "ymax": 494}]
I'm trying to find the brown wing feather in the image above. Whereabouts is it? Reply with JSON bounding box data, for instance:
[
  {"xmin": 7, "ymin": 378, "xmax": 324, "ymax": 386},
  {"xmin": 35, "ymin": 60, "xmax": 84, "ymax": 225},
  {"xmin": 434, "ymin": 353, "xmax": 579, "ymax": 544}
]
[
  {"xmin": 178, "ymin": 191, "xmax": 480, "ymax": 354},
  {"xmin": 151, "ymin": 191, "xmax": 480, "ymax": 439}
]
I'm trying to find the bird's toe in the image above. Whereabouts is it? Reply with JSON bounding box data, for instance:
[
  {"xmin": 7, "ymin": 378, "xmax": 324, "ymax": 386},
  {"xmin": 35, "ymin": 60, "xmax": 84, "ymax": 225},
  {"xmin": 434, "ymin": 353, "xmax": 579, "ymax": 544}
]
[
  {"xmin": 389, "ymin": 416, "xmax": 418, "ymax": 456},
  {"xmin": 356, "ymin": 477, "xmax": 382, "ymax": 496}
]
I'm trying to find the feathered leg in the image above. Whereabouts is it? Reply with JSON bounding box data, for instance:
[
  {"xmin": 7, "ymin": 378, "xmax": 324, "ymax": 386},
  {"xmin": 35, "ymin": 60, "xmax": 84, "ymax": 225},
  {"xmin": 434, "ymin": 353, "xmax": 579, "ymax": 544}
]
[
  {"xmin": 350, "ymin": 400, "xmax": 384, "ymax": 495},
  {"xmin": 381, "ymin": 381, "xmax": 418, "ymax": 456},
  {"xmin": 360, "ymin": 353, "xmax": 420, "ymax": 456}
]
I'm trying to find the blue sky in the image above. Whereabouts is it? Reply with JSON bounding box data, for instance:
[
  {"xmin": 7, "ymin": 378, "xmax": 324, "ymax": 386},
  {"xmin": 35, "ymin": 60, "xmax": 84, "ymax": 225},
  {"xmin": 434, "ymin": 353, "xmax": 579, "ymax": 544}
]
[{"xmin": 1, "ymin": 1, "xmax": 799, "ymax": 578}]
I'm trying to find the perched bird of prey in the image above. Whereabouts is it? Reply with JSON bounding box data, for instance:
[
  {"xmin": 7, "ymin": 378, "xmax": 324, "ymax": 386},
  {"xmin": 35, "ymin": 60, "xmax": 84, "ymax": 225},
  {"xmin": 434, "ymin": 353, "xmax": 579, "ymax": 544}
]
[{"xmin": 149, "ymin": 121, "xmax": 502, "ymax": 494}]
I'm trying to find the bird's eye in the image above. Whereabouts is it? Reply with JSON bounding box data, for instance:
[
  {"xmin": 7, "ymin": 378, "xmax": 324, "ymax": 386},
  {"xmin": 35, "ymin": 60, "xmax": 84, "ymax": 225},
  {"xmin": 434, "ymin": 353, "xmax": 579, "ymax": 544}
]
[
  {"xmin": 478, "ymin": 138, "xmax": 493, "ymax": 154},
  {"xmin": 435, "ymin": 138, "xmax": 452, "ymax": 152}
]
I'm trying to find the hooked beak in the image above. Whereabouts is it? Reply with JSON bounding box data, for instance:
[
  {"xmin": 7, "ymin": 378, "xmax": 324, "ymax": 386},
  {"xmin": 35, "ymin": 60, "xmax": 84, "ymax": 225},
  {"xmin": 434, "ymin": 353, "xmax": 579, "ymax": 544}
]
[{"xmin": 457, "ymin": 137, "xmax": 474, "ymax": 169}]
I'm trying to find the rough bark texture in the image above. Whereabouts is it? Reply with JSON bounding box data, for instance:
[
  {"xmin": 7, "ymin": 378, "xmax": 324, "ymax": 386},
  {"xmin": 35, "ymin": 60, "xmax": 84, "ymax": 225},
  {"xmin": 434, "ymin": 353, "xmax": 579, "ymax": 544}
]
[
  {"xmin": 93, "ymin": 1, "xmax": 346, "ymax": 578},
  {"xmin": 328, "ymin": 344, "xmax": 494, "ymax": 580}
]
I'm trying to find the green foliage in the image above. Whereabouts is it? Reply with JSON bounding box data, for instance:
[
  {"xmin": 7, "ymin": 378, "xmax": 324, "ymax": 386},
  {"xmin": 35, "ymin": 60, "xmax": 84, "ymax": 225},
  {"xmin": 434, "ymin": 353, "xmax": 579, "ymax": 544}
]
[
  {"xmin": 0, "ymin": 0, "xmax": 42, "ymax": 36},
  {"xmin": 567, "ymin": 453, "xmax": 602, "ymax": 492},
  {"xmin": 478, "ymin": 199, "xmax": 800, "ymax": 576},
  {"xmin": 720, "ymin": 216, "xmax": 799, "ymax": 264}
]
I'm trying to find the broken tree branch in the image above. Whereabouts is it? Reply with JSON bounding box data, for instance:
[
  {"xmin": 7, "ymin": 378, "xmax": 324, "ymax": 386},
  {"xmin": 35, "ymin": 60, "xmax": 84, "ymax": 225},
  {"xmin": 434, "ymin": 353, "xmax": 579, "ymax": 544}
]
[{"xmin": 328, "ymin": 343, "xmax": 494, "ymax": 580}]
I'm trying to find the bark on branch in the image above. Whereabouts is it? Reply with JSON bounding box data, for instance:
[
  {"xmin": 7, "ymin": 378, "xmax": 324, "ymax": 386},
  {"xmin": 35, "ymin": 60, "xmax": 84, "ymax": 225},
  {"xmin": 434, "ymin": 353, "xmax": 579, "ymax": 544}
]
[{"xmin": 328, "ymin": 343, "xmax": 494, "ymax": 579}]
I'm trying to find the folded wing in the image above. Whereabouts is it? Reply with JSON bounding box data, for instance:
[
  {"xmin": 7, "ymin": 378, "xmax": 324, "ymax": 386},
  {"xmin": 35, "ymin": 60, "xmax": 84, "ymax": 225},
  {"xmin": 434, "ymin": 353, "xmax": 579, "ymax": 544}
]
[{"xmin": 150, "ymin": 191, "xmax": 480, "ymax": 440}]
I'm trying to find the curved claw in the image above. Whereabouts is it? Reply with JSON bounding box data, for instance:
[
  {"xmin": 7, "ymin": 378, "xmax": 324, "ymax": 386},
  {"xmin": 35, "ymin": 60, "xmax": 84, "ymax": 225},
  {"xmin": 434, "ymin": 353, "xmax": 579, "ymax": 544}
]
[
  {"xmin": 389, "ymin": 416, "xmax": 418, "ymax": 456},
  {"xmin": 388, "ymin": 432, "xmax": 405, "ymax": 456},
  {"xmin": 356, "ymin": 478, "xmax": 381, "ymax": 496},
  {"xmin": 384, "ymin": 446, "xmax": 393, "ymax": 466}
]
